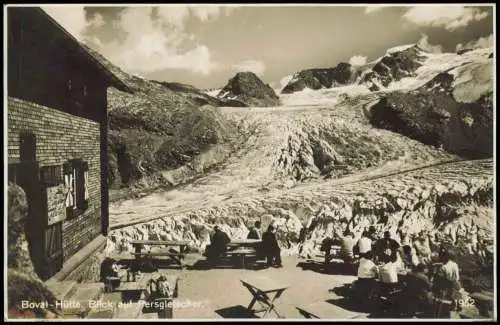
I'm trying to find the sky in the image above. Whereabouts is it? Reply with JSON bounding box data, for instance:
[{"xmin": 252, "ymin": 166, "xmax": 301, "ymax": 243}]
[{"xmin": 38, "ymin": 4, "xmax": 495, "ymax": 90}]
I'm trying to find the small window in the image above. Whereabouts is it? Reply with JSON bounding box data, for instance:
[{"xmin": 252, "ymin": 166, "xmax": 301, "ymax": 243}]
[
  {"xmin": 63, "ymin": 159, "xmax": 89, "ymax": 218},
  {"xmin": 68, "ymin": 79, "xmax": 72, "ymax": 91},
  {"xmin": 83, "ymin": 86, "xmax": 88, "ymax": 97}
]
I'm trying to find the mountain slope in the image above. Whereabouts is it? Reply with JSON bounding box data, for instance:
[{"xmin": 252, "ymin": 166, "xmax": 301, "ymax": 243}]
[
  {"xmin": 366, "ymin": 56, "xmax": 493, "ymax": 159},
  {"xmin": 281, "ymin": 62, "xmax": 360, "ymax": 94},
  {"xmin": 278, "ymin": 43, "xmax": 493, "ymax": 159},
  {"xmin": 281, "ymin": 43, "xmax": 493, "ymax": 94},
  {"xmin": 217, "ymin": 72, "xmax": 281, "ymax": 107},
  {"xmin": 83, "ymin": 45, "xmax": 244, "ymax": 189}
]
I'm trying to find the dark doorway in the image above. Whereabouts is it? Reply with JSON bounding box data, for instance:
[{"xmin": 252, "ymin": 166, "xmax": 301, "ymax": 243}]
[
  {"xmin": 43, "ymin": 222, "xmax": 63, "ymax": 279},
  {"xmin": 15, "ymin": 131, "xmax": 63, "ymax": 280}
]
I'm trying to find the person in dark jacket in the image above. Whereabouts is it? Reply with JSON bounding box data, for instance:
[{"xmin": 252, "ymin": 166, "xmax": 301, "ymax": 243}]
[
  {"xmin": 247, "ymin": 220, "xmax": 265, "ymax": 259},
  {"xmin": 262, "ymin": 225, "xmax": 282, "ymax": 268},
  {"xmin": 100, "ymin": 258, "xmax": 126, "ymax": 291},
  {"xmin": 374, "ymin": 231, "xmax": 400, "ymax": 263},
  {"xmin": 207, "ymin": 226, "xmax": 231, "ymax": 262},
  {"xmin": 401, "ymin": 263, "xmax": 434, "ymax": 316}
]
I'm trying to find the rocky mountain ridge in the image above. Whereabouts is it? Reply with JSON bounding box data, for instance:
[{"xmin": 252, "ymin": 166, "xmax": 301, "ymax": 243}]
[
  {"xmin": 281, "ymin": 42, "xmax": 493, "ymax": 94},
  {"xmin": 366, "ymin": 52, "xmax": 493, "ymax": 159},
  {"xmin": 217, "ymin": 71, "xmax": 281, "ymax": 107}
]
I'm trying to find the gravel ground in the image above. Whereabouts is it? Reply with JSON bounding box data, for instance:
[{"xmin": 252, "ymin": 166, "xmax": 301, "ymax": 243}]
[{"xmin": 112, "ymin": 254, "xmax": 360, "ymax": 319}]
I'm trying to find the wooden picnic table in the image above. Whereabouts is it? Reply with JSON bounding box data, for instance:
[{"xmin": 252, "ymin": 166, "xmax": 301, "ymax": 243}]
[
  {"xmin": 130, "ymin": 240, "xmax": 189, "ymax": 268},
  {"xmin": 115, "ymin": 281, "xmax": 148, "ymax": 302},
  {"xmin": 228, "ymin": 239, "xmax": 261, "ymax": 249},
  {"xmin": 240, "ymin": 275, "xmax": 289, "ymax": 318},
  {"xmin": 225, "ymin": 248, "xmax": 256, "ymax": 268}
]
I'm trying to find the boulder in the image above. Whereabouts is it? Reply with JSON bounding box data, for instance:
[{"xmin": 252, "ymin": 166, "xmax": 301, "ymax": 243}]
[{"xmin": 8, "ymin": 183, "xmax": 35, "ymax": 275}]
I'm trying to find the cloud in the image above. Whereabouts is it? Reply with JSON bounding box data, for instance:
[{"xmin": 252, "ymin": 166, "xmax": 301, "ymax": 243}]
[
  {"xmin": 41, "ymin": 6, "xmax": 238, "ymax": 76},
  {"xmin": 456, "ymin": 34, "xmax": 494, "ymax": 51},
  {"xmin": 349, "ymin": 55, "xmax": 367, "ymax": 66},
  {"xmin": 155, "ymin": 6, "xmax": 190, "ymax": 30},
  {"xmin": 190, "ymin": 6, "xmax": 222, "ymax": 22},
  {"xmin": 416, "ymin": 34, "xmax": 442, "ymax": 54},
  {"xmin": 364, "ymin": 6, "xmax": 386, "ymax": 14},
  {"xmin": 102, "ymin": 7, "xmax": 223, "ymax": 75},
  {"xmin": 231, "ymin": 60, "xmax": 266, "ymax": 76},
  {"xmin": 402, "ymin": 6, "xmax": 489, "ymax": 31}
]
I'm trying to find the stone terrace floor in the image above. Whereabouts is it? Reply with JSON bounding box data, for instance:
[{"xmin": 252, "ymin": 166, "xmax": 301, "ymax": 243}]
[{"xmin": 95, "ymin": 254, "xmax": 361, "ymax": 320}]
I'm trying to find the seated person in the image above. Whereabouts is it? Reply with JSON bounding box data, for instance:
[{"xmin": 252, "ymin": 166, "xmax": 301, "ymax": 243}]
[
  {"xmin": 247, "ymin": 220, "xmax": 262, "ymax": 240},
  {"xmin": 355, "ymin": 251, "xmax": 379, "ymax": 303},
  {"xmin": 432, "ymin": 250, "xmax": 461, "ymax": 302},
  {"xmin": 368, "ymin": 226, "xmax": 378, "ymax": 241},
  {"xmin": 374, "ymin": 231, "xmax": 400, "ymax": 264},
  {"xmin": 206, "ymin": 226, "xmax": 231, "ymax": 262},
  {"xmin": 262, "ymin": 225, "xmax": 282, "ymax": 268},
  {"xmin": 378, "ymin": 254, "xmax": 399, "ymax": 293},
  {"xmin": 399, "ymin": 245, "xmax": 420, "ymax": 270},
  {"xmin": 100, "ymin": 258, "xmax": 127, "ymax": 290},
  {"xmin": 320, "ymin": 234, "xmax": 341, "ymax": 264},
  {"xmin": 356, "ymin": 231, "xmax": 373, "ymax": 256},
  {"xmin": 336, "ymin": 230, "xmax": 358, "ymax": 263},
  {"xmin": 413, "ymin": 233, "xmax": 432, "ymax": 265},
  {"xmin": 247, "ymin": 220, "xmax": 264, "ymax": 258},
  {"xmin": 154, "ymin": 275, "xmax": 173, "ymax": 298},
  {"xmin": 401, "ymin": 263, "xmax": 434, "ymax": 316},
  {"xmin": 377, "ymin": 254, "xmax": 401, "ymax": 313}
]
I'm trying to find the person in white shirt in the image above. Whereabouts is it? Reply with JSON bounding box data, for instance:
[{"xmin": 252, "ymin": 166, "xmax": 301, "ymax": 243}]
[
  {"xmin": 358, "ymin": 252, "xmax": 379, "ymax": 279},
  {"xmin": 356, "ymin": 231, "xmax": 373, "ymax": 255},
  {"xmin": 336, "ymin": 226, "xmax": 363, "ymax": 263},
  {"xmin": 355, "ymin": 251, "xmax": 379, "ymax": 305},
  {"xmin": 413, "ymin": 232, "xmax": 432, "ymax": 265},
  {"xmin": 439, "ymin": 258, "xmax": 460, "ymax": 283},
  {"xmin": 432, "ymin": 250, "xmax": 462, "ymax": 303},
  {"xmin": 379, "ymin": 260, "xmax": 399, "ymax": 285}
]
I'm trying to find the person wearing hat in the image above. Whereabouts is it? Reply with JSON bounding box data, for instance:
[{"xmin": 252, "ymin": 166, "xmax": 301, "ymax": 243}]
[{"xmin": 262, "ymin": 224, "xmax": 283, "ymax": 268}]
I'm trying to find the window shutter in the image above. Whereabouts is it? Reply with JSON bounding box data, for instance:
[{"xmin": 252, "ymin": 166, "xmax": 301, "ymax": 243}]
[
  {"xmin": 63, "ymin": 161, "xmax": 75, "ymax": 218},
  {"xmin": 83, "ymin": 161, "xmax": 89, "ymax": 209}
]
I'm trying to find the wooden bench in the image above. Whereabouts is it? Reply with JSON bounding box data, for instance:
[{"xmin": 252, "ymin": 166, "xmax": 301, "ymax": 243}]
[
  {"xmin": 225, "ymin": 248, "xmax": 256, "ymax": 268},
  {"xmin": 297, "ymin": 301, "xmax": 368, "ymax": 319},
  {"xmin": 133, "ymin": 251, "xmax": 186, "ymax": 268},
  {"xmin": 115, "ymin": 281, "xmax": 149, "ymax": 302}
]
